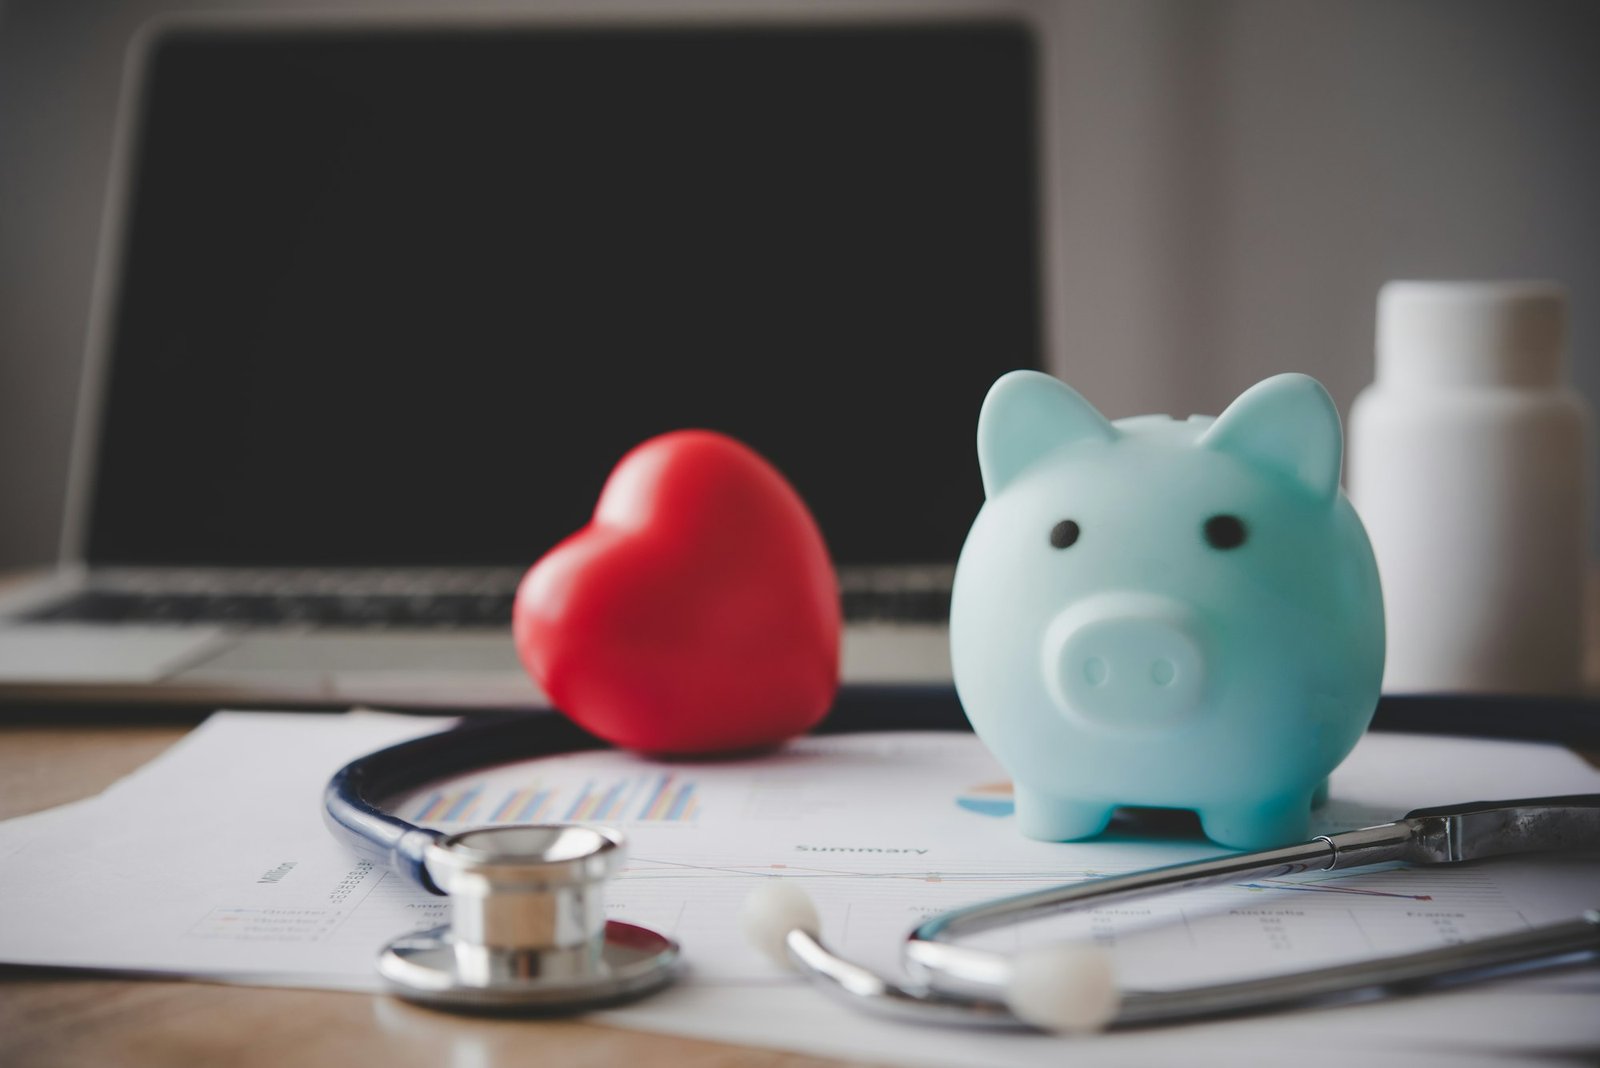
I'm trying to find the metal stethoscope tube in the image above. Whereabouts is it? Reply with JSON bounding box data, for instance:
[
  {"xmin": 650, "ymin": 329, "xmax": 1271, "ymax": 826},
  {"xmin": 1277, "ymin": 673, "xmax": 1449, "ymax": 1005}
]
[{"xmin": 761, "ymin": 795, "xmax": 1600, "ymax": 1031}]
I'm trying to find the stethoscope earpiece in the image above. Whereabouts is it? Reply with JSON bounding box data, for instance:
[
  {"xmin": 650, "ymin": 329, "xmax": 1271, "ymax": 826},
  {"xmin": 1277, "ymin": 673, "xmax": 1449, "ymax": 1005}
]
[
  {"xmin": 739, "ymin": 796, "xmax": 1600, "ymax": 1032},
  {"xmin": 739, "ymin": 880, "xmax": 1119, "ymax": 1034}
]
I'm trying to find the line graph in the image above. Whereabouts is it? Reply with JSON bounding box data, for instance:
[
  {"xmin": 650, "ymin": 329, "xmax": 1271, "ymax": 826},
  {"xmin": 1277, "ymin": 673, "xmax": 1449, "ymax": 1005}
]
[
  {"xmin": 594, "ymin": 849, "xmax": 1526, "ymax": 991},
  {"xmin": 619, "ymin": 856, "xmax": 1467, "ymax": 906},
  {"xmin": 622, "ymin": 855, "xmax": 1111, "ymax": 886},
  {"xmin": 1242, "ymin": 879, "xmax": 1433, "ymax": 901}
]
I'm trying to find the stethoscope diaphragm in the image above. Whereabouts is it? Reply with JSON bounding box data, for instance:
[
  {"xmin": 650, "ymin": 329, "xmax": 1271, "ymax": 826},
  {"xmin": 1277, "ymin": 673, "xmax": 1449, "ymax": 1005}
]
[{"xmin": 376, "ymin": 824, "xmax": 679, "ymax": 1012}]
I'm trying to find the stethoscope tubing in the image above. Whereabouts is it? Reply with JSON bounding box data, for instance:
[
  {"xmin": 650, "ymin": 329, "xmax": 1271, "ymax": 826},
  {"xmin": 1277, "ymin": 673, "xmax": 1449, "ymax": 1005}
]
[
  {"xmin": 323, "ymin": 688, "xmax": 1600, "ymax": 896},
  {"xmin": 323, "ymin": 691, "xmax": 1600, "ymax": 1028},
  {"xmin": 322, "ymin": 712, "xmax": 605, "ymax": 893}
]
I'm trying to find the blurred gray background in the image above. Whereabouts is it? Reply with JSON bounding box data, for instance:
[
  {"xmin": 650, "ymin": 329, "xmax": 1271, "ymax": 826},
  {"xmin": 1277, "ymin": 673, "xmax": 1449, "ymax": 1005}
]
[{"xmin": 2, "ymin": 0, "xmax": 1598, "ymax": 571}]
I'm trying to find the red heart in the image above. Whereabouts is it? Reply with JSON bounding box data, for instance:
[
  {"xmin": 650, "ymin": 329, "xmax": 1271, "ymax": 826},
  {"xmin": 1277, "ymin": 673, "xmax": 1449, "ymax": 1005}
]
[{"xmin": 514, "ymin": 430, "xmax": 841, "ymax": 754}]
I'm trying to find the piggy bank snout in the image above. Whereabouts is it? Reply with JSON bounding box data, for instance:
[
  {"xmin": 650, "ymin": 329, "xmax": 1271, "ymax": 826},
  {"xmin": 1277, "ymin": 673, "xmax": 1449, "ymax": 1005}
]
[{"xmin": 1043, "ymin": 594, "xmax": 1206, "ymax": 730}]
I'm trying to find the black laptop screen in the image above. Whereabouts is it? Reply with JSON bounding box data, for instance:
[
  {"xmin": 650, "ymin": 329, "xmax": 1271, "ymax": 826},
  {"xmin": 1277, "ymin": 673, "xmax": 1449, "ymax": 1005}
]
[{"xmin": 86, "ymin": 23, "xmax": 1041, "ymax": 567}]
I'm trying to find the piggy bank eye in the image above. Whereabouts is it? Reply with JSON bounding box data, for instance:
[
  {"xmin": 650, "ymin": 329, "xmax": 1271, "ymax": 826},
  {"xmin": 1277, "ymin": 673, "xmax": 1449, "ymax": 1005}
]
[
  {"xmin": 1204, "ymin": 514, "xmax": 1247, "ymax": 550},
  {"xmin": 1050, "ymin": 520, "xmax": 1081, "ymax": 549}
]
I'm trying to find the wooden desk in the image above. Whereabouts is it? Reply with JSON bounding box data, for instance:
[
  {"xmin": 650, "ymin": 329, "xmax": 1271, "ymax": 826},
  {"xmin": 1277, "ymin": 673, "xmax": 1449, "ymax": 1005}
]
[{"xmin": 0, "ymin": 725, "xmax": 856, "ymax": 1068}]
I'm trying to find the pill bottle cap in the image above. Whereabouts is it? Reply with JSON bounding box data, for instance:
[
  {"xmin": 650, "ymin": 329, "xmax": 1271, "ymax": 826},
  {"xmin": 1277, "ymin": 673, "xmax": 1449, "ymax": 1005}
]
[{"xmin": 1376, "ymin": 280, "xmax": 1566, "ymax": 389}]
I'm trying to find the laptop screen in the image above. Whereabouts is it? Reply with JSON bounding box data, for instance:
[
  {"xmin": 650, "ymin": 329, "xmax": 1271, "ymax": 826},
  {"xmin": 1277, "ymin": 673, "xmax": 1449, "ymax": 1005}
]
[{"xmin": 85, "ymin": 22, "xmax": 1041, "ymax": 568}]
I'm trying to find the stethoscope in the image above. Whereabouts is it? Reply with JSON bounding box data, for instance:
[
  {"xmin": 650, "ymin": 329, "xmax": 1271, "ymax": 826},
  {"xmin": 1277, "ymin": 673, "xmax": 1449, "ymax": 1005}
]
[{"xmin": 323, "ymin": 698, "xmax": 1600, "ymax": 1030}]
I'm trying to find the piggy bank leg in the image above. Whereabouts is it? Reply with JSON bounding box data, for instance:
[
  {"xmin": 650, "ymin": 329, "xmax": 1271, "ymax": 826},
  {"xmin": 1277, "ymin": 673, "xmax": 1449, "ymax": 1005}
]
[
  {"xmin": 1198, "ymin": 796, "xmax": 1312, "ymax": 851},
  {"xmin": 1311, "ymin": 776, "xmax": 1330, "ymax": 809},
  {"xmin": 1014, "ymin": 786, "xmax": 1113, "ymax": 842}
]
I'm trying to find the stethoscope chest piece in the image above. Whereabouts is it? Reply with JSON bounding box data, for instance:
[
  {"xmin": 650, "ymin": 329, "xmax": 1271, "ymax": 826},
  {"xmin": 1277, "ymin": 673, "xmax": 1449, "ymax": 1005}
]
[{"xmin": 377, "ymin": 824, "xmax": 679, "ymax": 1012}]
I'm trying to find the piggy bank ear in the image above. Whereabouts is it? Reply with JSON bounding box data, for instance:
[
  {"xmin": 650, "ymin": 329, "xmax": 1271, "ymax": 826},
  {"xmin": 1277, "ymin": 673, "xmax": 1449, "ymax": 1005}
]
[
  {"xmin": 1200, "ymin": 373, "xmax": 1342, "ymax": 502},
  {"xmin": 977, "ymin": 370, "xmax": 1118, "ymax": 497}
]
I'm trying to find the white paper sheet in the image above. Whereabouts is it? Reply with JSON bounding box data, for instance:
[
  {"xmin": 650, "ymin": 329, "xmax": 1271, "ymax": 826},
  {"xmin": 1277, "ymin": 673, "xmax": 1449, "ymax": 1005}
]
[{"xmin": 1, "ymin": 711, "xmax": 1596, "ymax": 1067}]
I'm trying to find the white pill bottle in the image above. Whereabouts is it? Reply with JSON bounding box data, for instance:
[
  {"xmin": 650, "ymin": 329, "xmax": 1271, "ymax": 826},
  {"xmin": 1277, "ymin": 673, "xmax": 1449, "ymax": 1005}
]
[{"xmin": 1348, "ymin": 281, "xmax": 1593, "ymax": 694}]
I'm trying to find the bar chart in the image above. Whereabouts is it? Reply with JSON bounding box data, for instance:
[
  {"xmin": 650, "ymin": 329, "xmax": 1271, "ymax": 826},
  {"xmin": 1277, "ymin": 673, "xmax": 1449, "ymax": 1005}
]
[{"xmin": 406, "ymin": 772, "xmax": 700, "ymax": 826}]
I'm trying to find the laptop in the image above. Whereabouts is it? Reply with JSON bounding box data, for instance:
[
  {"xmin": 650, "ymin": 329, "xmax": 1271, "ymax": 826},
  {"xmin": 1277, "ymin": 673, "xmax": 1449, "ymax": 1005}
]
[{"xmin": 0, "ymin": 7, "xmax": 1056, "ymax": 712}]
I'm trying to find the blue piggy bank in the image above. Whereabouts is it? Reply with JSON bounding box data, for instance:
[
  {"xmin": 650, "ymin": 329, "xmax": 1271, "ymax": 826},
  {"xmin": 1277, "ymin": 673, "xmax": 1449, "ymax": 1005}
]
[{"xmin": 950, "ymin": 372, "xmax": 1384, "ymax": 850}]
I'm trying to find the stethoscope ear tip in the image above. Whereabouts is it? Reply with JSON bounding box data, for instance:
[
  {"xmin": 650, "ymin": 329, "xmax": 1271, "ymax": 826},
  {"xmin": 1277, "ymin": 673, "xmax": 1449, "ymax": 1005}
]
[
  {"xmin": 740, "ymin": 879, "xmax": 822, "ymax": 971},
  {"xmin": 739, "ymin": 875, "xmax": 1122, "ymax": 1034},
  {"xmin": 1005, "ymin": 943, "xmax": 1121, "ymax": 1034}
]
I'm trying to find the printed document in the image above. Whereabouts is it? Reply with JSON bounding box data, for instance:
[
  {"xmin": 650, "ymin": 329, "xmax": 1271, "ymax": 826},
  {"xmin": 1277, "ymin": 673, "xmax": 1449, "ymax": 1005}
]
[{"xmin": 0, "ymin": 711, "xmax": 1596, "ymax": 1067}]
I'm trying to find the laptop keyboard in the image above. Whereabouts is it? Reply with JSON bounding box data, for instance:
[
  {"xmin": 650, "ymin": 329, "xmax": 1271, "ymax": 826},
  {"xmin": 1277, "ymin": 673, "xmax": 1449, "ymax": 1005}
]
[
  {"xmin": 22, "ymin": 578, "xmax": 952, "ymax": 629},
  {"xmin": 22, "ymin": 591, "xmax": 519, "ymax": 629},
  {"xmin": 840, "ymin": 589, "xmax": 950, "ymax": 624}
]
